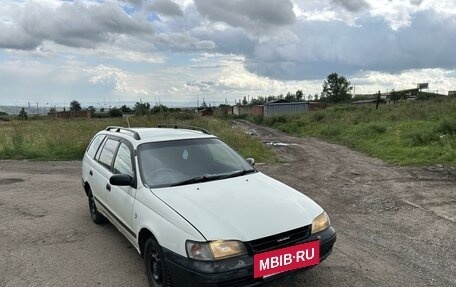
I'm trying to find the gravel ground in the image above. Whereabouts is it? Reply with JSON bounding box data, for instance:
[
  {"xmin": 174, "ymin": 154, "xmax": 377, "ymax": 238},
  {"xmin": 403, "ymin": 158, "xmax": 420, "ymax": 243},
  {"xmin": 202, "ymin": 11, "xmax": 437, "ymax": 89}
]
[{"xmin": 0, "ymin": 122, "xmax": 455, "ymax": 287}]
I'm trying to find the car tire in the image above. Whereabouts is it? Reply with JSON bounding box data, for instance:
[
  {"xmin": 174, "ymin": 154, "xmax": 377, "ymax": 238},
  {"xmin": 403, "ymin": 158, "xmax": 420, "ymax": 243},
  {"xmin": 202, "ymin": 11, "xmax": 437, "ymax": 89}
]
[
  {"xmin": 88, "ymin": 197, "xmax": 107, "ymax": 224},
  {"xmin": 144, "ymin": 237, "xmax": 173, "ymax": 287}
]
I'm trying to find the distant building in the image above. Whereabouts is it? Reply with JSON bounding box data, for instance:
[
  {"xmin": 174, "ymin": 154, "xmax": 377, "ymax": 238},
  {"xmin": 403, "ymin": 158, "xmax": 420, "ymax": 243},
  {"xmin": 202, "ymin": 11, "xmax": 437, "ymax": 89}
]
[
  {"xmin": 308, "ymin": 102, "xmax": 327, "ymax": 111},
  {"xmin": 263, "ymin": 101, "xmax": 309, "ymax": 117},
  {"xmin": 232, "ymin": 105, "xmax": 263, "ymax": 116},
  {"xmin": 197, "ymin": 108, "xmax": 213, "ymax": 117},
  {"xmin": 216, "ymin": 106, "xmax": 233, "ymax": 116}
]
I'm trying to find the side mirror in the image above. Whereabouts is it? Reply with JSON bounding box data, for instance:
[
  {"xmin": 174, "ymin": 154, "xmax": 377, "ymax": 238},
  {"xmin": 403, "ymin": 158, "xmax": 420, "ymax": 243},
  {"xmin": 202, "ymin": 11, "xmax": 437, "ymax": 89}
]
[
  {"xmin": 246, "ymin": 158, "xmax": 255, "ymax": 166},
  {"xmin": 110, "ymin": 174, "xmax": 133, "ymax": 186}
]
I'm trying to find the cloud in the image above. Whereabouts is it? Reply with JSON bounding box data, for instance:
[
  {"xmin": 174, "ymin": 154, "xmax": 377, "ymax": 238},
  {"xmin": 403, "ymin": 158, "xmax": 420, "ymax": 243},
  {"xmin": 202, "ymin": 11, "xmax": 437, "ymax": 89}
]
[
  {"xmin": 331, "ymin": 0, "xmax": 370, "ymax": 12},
  {"xmin": 0, "ymin": 1, "xmax": 153, "ymax": 50},
  {"xmin": 87, "ymin": 64, "xmax": 151, "ymax": 96},
  {"xmin": 1, "ymin": 0, "xmax": 456, "ymax": 107},
  {"xmin": 191, "ymin": 26, "xmax": 256, "ymax": 55},
  {"xmin": 0, "ymin": 23, "xmax": 41, "ymax": 50},
  {"xmin": 351, "ymin": 68, "xmax": 456, "ymax": 94},
  {"xmin": 242, "ymin": 10, "xmax": 456, "ymax": 80},
  {"xmin": 194, "ymin": 0, "xmax": 296, "ymax": 35},
  {"xmin": 185, "ymin": 80, "xmax": 215, "ymax": 91},
  {"xmin": 149, "ymin": 0, "xmax": 183, "ymax": 16},
  {"xmin": 121, "ymin": 0, "xmax": 144, "ymax": 7}
]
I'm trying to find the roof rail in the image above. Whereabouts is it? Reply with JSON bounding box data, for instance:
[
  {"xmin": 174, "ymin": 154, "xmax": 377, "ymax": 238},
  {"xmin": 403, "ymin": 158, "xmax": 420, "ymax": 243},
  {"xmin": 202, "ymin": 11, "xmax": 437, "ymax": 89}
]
[
  {"xmin": 105, "ymin": 126, "xmax": 141, "ymax": 140},
  {"xmin": 156, "ymin": 124, "xmax": 211, "ymax": 135}
]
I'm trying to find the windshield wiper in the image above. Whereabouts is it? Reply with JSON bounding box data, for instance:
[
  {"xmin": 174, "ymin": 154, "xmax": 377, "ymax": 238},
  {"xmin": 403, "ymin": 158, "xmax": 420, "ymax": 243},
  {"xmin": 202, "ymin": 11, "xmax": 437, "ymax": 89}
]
[
  {"xmin": 170, "ymin": 170, "xmax": 256, "ymax": 187},
  {"xmin": 219, "ymin": 169, "xmax": 256, "ymax": 179},
  {"xmin": 170, "ymin": 174, "xmax": 221, "ymax": 187}
]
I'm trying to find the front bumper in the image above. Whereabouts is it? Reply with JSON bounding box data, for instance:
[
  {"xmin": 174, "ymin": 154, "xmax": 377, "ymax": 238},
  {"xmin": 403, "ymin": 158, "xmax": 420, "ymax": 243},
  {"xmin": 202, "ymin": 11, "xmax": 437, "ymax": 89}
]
[{"xmin": 164, "ymin": 226, "xmax": 336, "ymax": 287}]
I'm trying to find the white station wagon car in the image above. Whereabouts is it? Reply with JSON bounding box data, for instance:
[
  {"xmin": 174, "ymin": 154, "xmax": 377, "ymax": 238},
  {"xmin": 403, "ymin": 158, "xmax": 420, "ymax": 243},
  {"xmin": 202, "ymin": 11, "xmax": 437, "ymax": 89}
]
[{"xmin": 81, "ymin": 125, "xmax": 336, "ymax": 287}]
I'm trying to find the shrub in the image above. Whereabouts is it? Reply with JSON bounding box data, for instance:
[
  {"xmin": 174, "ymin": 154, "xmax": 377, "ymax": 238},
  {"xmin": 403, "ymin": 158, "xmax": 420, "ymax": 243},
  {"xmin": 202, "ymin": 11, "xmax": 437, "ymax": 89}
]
[
  {"xmin": 437, "ymin": 118, "xmax": 456, "ymax": 135},
  {"xmin": 311, "ymin": 112, "xmax": 325, "ymax": 122},
  {"xmin": 406, "ymin": 128, "xmax": 439, "ymax": 146},
  {"xmin": 321, "ymin": 125, "xmax": 342, "ymax": 137},
  {"xmin": 368, "ymin": 123, "xmax": 387, "ymax": 134},
  {"xmin": 109, "ymin": 108, "xmax": 123, "ymax": 118}
]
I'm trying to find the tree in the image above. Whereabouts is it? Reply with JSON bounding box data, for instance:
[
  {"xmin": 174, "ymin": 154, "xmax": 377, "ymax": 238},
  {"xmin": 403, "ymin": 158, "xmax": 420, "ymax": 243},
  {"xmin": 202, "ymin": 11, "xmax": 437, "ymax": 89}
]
[
  {"xmin": 18, "ymin": 108, "xmax": 28, "ymax": 120},
  {"xmin": 121, "ymin": 105, "xmax": 133, "ymax": 113},
  {"xmin": 151, "ymin": 104, "xmax": 169, "ymax": 114},
  {"xmin": 242, "ymin": 96, "xmax": 248, "ymax": 106},
  {"xmin": 69, "ymin": 100, "xmax": 82, "ymax": 112},
  {"xmin": 86, "ymin": 106, "xmax": 96, "ymax": 113},
  {"xmin": 320, "ymin": 73, "xmax": 352, "ymax": 103},
  {"xmin": 109, "ymin": 107, "xmax": 123, "ymax": 117},
  {"xmin": 134, "ymin": 102, "xmax": 151, "ymax": 116},
  {"xmin": 285, "ymin": 92, "xmax": 296, "ymax": 102},
  {"xmin": 250, "ymin": 96, "xmax": 267, "ymax": 105},
  {"xmin": 389, "ymin": 90, "xmax": 400, "ymax": 103},
  {"xmin": 296, "ymin": 90, "xmax": 304, "ymax": 101}
]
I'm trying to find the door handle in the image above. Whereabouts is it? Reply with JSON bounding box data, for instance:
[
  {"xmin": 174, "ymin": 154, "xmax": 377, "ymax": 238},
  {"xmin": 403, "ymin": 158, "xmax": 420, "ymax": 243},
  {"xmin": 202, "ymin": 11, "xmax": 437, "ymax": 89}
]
[
  {"xmin": 106, "ymin": 183, "xmax": 111, "ymax": 191},
  {"xmin": 89, "ymin": 170, "xmax": 93, "ymax": 176}
]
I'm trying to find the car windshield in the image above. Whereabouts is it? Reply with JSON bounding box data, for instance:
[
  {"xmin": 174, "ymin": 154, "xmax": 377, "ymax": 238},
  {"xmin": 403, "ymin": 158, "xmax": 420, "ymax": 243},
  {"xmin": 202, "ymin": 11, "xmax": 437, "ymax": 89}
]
[{"xmin": 138, "ymin": 138, "xmax": 256, "ymax": 188}]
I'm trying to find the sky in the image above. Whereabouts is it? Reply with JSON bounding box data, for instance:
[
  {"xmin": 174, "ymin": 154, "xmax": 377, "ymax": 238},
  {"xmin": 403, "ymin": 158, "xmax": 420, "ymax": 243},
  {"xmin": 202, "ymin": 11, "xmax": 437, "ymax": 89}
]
[{"xmin": 0, "ymin": 0, "xmax": 456, "ymax": 108}]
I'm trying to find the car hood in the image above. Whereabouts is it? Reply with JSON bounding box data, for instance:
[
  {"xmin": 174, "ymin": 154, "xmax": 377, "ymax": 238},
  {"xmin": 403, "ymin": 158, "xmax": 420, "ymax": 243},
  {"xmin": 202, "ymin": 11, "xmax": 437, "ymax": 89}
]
[{"xmin": 151, "ymin": 172, "xmax": 323, "ymax": 242}]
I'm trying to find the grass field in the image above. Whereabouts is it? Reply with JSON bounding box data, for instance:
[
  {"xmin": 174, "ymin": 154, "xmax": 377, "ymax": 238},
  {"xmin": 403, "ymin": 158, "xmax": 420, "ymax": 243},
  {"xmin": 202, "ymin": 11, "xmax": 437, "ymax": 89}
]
[
  {"xmin": 251, "ymin": 98, "xmax": 456, "ymax": 166},
  {"xmin": 0, "ymin": 113, "xmax": 276, "ymax": 163}
]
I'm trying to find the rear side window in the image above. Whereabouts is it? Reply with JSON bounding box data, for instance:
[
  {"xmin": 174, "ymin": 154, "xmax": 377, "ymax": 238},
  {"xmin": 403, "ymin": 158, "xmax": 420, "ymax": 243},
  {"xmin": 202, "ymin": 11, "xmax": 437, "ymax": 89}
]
[
  {"xmin": 98, "ymin": 139, "xmax": 119, "ymax": 169},
  {"xmin": 86, "ymin": 135, "xmax": 106, "ymax": 158}
]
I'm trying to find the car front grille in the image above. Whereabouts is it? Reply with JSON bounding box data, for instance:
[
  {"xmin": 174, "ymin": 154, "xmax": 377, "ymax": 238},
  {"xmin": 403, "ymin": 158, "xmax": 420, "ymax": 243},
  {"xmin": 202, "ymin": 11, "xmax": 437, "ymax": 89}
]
[{"xmin": 246, "ymin": 225, "xmax": 312, "ymax": 254}]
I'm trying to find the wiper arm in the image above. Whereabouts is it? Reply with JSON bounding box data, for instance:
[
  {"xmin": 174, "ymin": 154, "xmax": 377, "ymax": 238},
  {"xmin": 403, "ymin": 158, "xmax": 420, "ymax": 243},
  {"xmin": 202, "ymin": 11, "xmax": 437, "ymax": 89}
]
[
  {"xmin": 220, "ymin": 169, "xmax": 256, "ymax": 179},
  {"xmin": 170, "ymin": 170, "xmax": 256, "ymax": 187},
  {"xmin": 170, "ymin": 174, "xmax": 220, "ymax": 187}
]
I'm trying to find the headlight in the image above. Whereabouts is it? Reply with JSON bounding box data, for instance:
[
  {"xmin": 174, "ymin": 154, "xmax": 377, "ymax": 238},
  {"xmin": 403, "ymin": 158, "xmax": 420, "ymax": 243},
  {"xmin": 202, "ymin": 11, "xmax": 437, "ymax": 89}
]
[
  {"xmin": 186, "ymin": 240, "xmax": 247, "ymax": 261},
  {"xmin": 311, "ymin": 212, "xmax": 331, "ymax": 234}
]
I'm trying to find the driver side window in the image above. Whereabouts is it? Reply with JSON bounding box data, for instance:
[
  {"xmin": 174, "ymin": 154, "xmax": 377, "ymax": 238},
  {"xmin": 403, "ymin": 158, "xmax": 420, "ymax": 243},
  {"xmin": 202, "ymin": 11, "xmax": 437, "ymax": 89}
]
[{"xmin": 113, "ymin": 143, "xmax": 134, "ymax": 178}]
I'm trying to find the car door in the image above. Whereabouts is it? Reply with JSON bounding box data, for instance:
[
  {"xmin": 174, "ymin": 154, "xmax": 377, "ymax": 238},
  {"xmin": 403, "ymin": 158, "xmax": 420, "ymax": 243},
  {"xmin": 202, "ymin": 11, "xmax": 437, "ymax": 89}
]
[
  {"xmin": 91, "ymin": 137, "xmax": 120, "ymax": 214},
  {"xmin": 108, "ymin": 140, "xmax": 137, "ymax": 241}
]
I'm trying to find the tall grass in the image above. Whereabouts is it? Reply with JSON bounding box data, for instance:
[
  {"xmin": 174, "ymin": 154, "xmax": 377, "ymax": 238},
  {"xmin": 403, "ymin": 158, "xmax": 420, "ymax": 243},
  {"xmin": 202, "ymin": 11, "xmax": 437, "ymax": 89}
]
[
  {"xmin": 0, "ymin": 114, "xmax": 276, "ymax": 163},
  {"xmin": 250, "ymin": 98, "xmax": 456, "ymax": 165}
]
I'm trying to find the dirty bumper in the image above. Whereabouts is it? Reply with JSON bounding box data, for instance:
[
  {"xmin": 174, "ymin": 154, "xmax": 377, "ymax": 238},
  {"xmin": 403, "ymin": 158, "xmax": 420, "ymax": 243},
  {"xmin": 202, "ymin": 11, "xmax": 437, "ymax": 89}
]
[{"xmin": 164, "ymin": 227, "xmax": 336, "ymax": 287}]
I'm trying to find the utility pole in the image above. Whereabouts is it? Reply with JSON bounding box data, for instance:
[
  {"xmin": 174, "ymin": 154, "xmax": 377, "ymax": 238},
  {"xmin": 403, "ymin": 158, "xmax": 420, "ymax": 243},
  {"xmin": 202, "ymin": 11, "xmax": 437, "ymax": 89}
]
[{"xmin": 376, "ymin": 91, "xmax": 381, "ymax": 110}]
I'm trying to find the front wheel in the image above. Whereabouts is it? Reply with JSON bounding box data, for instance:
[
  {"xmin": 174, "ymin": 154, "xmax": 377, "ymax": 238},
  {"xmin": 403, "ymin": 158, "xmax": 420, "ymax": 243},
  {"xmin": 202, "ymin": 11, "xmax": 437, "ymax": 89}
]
[
  {"xmin": 144, "ymin": 237, "xmax": 173, "ymax": 287},
  {"xmin": 88, "ymin": 197, "xmax": 107, "ymax": 224}
]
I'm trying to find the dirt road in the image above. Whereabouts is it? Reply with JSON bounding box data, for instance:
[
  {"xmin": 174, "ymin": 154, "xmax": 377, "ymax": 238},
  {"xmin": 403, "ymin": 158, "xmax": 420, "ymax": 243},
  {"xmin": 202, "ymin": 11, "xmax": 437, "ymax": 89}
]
[
  {"xmin": 1, "ymin": 122, "xmax": 455, "ymax": 286},
  {"xmin": 235, "ymin": 121, "xmax": 456, "ymax": 287}
]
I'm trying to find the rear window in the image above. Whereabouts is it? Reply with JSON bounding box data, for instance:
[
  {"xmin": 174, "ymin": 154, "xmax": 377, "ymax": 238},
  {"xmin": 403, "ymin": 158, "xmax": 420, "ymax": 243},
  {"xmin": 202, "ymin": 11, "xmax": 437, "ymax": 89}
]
[
  {"xmin": 86, "ymin": 135, "xmax": 106, "ymax": 158},
  {"xmin": 98, "ymin": 139, "xmax": 119, "ymax": 169}
]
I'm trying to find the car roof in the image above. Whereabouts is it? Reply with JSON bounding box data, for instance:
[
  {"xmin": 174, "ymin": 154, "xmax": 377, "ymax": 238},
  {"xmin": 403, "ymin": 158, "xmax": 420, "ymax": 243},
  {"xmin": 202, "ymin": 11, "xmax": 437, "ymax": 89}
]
[{"xmin": 100, "ymin": 127, "xmax": 216, "ymax": 145}]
